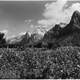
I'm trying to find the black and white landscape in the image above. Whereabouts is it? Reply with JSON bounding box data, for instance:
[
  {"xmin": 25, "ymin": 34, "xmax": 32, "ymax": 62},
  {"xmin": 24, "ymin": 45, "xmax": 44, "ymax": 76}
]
[{"xmin": 0, "ymin": 0, "xmax": 80, "ymax": 79}]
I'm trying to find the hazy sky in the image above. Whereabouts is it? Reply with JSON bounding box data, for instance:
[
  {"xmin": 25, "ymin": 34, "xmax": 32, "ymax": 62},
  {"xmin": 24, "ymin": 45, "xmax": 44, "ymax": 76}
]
[
  {"xmin": 0, "ymin": 0, "xmax": 80, "ymax": 39},
  {"xmin": 0, "ymin": 1, "xmax": 48, "ymax": 38}
]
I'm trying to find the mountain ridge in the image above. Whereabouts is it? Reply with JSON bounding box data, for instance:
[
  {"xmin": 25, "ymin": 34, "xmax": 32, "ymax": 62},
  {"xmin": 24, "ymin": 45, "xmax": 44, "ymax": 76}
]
[
  {"xmin": 40, "ymin": 10, "xmax": 80, "ymax": 48},
  {"xmin": 6, "ymin": 10, "xmax": 80, "ymax": 49}
]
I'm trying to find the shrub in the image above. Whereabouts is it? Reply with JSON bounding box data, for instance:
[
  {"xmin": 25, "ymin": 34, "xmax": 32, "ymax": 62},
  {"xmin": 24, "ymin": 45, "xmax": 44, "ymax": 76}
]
[{"xmin": 0, "ymin": 46, "xmax": 80, "ymax": 79}]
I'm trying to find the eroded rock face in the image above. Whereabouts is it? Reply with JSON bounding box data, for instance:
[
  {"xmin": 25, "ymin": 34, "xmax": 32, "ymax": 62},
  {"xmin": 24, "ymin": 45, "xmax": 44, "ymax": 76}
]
[
  {"xmin": 43, "ymin": 24, "xmax": 62, "ymax": 41},
  {"xmin": 41, "ymin": 11, "xmax": 80, "ymax": 49},
  {"xmin": 70, "ymin": 10, "xmax": 80, "ymax": 27},
  {"xmin": 7, "ymin": 32, "xmax": 30, "ymax": 44}
]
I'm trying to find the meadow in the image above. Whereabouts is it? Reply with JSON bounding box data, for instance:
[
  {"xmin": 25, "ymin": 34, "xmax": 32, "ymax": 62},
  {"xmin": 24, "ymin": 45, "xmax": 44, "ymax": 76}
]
[{"xmin": 0, "ymin": 46, "xmax": 80, "ymax": 79}]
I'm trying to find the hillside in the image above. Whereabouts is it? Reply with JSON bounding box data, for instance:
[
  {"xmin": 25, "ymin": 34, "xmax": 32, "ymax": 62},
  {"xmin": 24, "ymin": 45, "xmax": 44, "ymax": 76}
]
[
  {"xmin": 41, "ymin": 10, "xmax": 80, "ymax": 49},
  {"xmin": 6, "ymin": 11, "xmax": 80, "ymax": 49}
]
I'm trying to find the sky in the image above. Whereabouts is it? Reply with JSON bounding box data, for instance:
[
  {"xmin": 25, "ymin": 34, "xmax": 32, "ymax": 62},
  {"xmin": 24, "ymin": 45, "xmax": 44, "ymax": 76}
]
[{"xmin": 0, "ymin": 0, "xmax": 80, "ymax": 39}]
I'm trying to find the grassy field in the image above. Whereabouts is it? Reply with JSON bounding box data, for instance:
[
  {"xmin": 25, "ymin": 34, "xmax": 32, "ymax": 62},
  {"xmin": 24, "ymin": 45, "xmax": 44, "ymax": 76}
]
[{"xmin": 0, "ymin": 46, "xmax": 80, "ymax": 79}]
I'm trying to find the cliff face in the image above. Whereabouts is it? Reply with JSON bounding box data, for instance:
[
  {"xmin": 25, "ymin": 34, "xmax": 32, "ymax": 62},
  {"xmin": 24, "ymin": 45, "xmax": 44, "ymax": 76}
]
[
  {"xmin": 41, "ymin": 11, "xmax": 80, "ymax": 48},
  {"xmin": 20, "ymin": 33, "xmax": 43, "ymax": 47},
  {"xmin": 7, "ymin": 32, "xmax": 30, "ymax": 44}
]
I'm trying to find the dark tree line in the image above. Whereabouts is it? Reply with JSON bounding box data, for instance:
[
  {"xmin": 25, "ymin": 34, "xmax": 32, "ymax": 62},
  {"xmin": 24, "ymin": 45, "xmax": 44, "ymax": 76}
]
[{"xmin": 0, "ymin": 32, "xmax": 6, "ymax": 47}]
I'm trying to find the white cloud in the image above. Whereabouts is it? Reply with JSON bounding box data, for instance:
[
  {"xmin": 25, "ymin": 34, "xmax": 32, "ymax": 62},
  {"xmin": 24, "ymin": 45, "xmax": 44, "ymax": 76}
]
[
  {"xmin": 38, "ymin": 0, "xmax": 80, "ymax": 30},
  {"xmin": 0, "ymin": 30, "xmax": 8, "ymax": 35},
  {"xmin": 38, "ymin": 0, "xmax": 68, "ymax": 26},
  {"xmin": 44, "ymin": 0, "xmax": 68, "ymax": 18},
  {"xmin": 7, "ymin": 32, "xmax": 26, "ymax": 40},
  {"xmin": 36, "ymin": 28, "xmax": 45, "ymax": 35},
  {"xmin": 0, "ymin": 29, "xmax": 8, "ymax": 39},
  {"xmin": 19, "ymin": 32, "xmax": 26, "ymax": 35},
  {"xmin": 24, "ymin": 19, "xmax": 32, "ymax": 24}
]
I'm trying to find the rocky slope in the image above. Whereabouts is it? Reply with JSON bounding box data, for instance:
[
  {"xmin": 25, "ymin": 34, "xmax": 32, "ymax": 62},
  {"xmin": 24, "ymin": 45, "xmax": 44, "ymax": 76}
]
[
  {"xmin": 7, "ymin": 32, "xmax": 30, "ymax": 44},
  {"xmin": 7, "ymin": 10, "xmax": 80, "ymax": 49},
  {"xmin": 19, "ymin": 32, "xmax": 43, "ymax": 47},
  {"xmin": 7, "ymin": 31, "xmax": 43, "ymax": 48},
  {"xmin": 41, "ymin": 10, "xmax": 80, "ymax": 48}
]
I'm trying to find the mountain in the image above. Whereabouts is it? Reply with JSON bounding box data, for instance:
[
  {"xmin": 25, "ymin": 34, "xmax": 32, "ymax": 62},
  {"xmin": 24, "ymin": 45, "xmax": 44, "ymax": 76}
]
[
  {"xmin": 7, "ymin": 29, "xmax": 43, "ymax": 48},
  {"xmin": 7, "ymin": 32, "xmax": 30, "ymax": 44},
  {"xmin": 19, "ymin": 32, "xmax": 43, "ymax": 47},
  {"xmin": 41, "ymin": 10, "xmax": 80, "ymax": 49},
  {"xmin": 7, "ymin": 10, "xmax": 80, "ymax": 49}
]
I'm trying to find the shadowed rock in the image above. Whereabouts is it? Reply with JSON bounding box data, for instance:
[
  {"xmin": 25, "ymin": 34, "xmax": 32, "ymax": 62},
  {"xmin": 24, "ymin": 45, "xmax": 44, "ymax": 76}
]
[{"xmin": 41, "ymin": 10, "xmax": 80, "ymax": 49}]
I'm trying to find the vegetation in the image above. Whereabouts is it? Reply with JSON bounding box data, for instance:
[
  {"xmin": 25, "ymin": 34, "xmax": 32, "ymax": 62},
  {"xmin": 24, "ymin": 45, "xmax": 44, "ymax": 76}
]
[
  {"xmin": 0, "ymin": 46, "xmax": 80, "ymax": 79},
  {"xmin": 0, "ymin": 32, "xmax": 6, "ymax": 46},
  {"xmin": 0, "ymin": 10, "xmax": 80, "ymax": 79}
]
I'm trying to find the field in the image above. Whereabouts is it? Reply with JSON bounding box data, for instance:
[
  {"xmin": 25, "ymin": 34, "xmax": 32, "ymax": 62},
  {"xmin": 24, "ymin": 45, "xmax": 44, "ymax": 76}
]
[{"xmin": 0, "ymin": 46, "xmax": 80, "ymax": 79}]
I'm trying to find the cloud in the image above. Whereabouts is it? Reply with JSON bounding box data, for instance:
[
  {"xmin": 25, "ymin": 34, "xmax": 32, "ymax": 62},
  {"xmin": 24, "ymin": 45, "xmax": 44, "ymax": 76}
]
[
  {"xmin": 0, "ymin": 29, "xmax": 8, "ymax": 38},
  {"xmin": 38, "ymin": 0, "xmax": 80, "ymax": 30},
  {"xmin": 19, "ymin": 32, "xmax": 26, "ymax": 35},
  {"xmin": 25, "ymin": 19, "xmax": 32, "ymax": 24},
  {"xmin": 38, "ymin": 0, "xmax": 68, "ymax": 26},
  {"xmin": 7, "ymin": 32, "xmax": 26, "ymax": 40},
  {"xmin": 0, "ymin": 30, "xmax": 8, "ymax": 35},
  {"xmin": 44, "ymin": 0, "xmax": 68, "ymax": 18},
  {"xmin": 36, "ymin": 28, "xmax": 45, "ymax": 35}
]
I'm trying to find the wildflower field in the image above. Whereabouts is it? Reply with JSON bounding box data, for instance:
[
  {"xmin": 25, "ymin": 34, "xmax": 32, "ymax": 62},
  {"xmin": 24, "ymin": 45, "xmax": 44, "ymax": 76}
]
[{"xmin": 0, "ymin": 46, "xmax": 80, "ymax": 79}]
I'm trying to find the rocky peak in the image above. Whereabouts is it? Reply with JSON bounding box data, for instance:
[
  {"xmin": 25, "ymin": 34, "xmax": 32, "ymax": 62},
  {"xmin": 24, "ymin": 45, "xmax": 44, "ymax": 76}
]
[
  {"xmin": 41, "ymin": 10, "xmax": 80, "ymax": 48},
  {"xmin": 70, "ymin": 10, "xmax": 80, "ymax": 28}
]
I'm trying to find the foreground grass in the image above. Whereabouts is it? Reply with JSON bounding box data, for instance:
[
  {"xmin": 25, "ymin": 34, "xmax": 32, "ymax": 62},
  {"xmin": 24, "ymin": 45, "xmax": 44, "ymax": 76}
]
[{"xmin": 0, "ymin": 46, "xmax": 80, "ymax": 79}]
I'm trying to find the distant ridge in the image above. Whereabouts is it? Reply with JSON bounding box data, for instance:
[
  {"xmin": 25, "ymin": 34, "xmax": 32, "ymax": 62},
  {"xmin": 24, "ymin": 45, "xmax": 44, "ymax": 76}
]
[{"xmin": 6, "ymin": 11, "xmax": 80, "ymax": 49}]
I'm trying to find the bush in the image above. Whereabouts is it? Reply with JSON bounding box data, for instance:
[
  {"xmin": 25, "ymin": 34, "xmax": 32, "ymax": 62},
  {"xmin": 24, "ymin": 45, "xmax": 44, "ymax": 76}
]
[{"xmin": 0, "ymin": 46, "xmax": 80, "ymax": 79}]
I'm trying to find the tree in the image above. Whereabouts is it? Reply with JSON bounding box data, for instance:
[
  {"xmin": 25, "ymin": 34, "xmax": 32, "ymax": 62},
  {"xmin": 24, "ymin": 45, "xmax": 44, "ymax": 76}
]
[{"xmin": 0, "ymin": 32, "xmax": 6, "ymax": 47}]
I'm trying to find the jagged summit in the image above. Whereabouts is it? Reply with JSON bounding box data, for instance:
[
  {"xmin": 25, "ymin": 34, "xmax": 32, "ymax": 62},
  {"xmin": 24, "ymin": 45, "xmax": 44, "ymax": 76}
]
[
  {"xmin": 41, "ymin": 10, "xmax": 80, "ymax": 48},
  {"xmin": 72, "ymin": 10, "xmax": 80, "ymax": 17},
  {"xmin": 62, "ymin": 10, "xmax": 80, "ymax": 34},
  {"xmin": 7, "ymin": 32, "xmax": 30, "ymax": 44},
  {"xmin": 44, "ymin": 10, "xmax": 80, "ymax": 37},
  {"xmin": 71, "ymin": 10, "xmax": 80, "ymax": 19},
  {"xmin": 70, "ymin": 10, "xmax": 80, "ymax": 28},
  {"xmin": 45, "ymin": 24, "xmax": 62, "ymax": 38}
]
